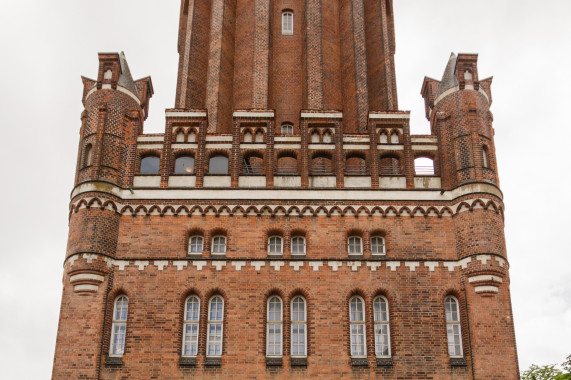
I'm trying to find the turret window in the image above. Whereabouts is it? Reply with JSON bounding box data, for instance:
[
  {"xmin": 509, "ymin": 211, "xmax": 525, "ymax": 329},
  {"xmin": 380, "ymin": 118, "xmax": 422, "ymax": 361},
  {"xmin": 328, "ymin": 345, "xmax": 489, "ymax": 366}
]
[
  {"xmin": 482, "ymin": 147, "xmax": 489, "ymax": 168},
  {"xmin": 110, "ymin": 296, "xmax": 129, "ymax": 357},
  {"xmin": 84, "ymin": 144, "xmax": 93, "ymax": 167},
  {"xmin": 140, "ymin": 156, "xmax": 160, "ymax": 174},
  {"xmin": 282, "ymin": 11, "xmax": 293, "ymax": 35}
]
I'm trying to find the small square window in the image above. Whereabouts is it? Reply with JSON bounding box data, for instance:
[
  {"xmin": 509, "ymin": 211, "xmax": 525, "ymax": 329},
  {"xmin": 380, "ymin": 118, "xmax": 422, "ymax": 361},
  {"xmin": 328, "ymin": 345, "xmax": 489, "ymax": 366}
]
[
  {"xmin": 212, "ymin": 236, "xmax": 226, "ymax": 254},
  {"xmin": 268, "ymin": 236, "xmax": 283, "ymax": 255},
  {"xmin": 291, "ymin": 236, "xmax": 306, "ymax": 255},
  {"xmin": 371, "ymin": 236, "xmax": 386, "ymax": 255},
  {"xmin": 348, "ymin": 236, "xmax": 362, "ymax": 255},
  {"xmin": 281, "ymin": 123, "xmax": 294, "ymax": 135},
  {"xmin": 189, "ymin": 236, "xmax": 204, "ymax": 254}
]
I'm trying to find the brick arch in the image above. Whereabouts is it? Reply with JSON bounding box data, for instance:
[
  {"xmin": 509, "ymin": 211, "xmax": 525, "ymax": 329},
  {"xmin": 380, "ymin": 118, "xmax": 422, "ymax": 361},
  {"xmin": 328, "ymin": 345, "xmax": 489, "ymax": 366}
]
[
  {"xmin": 172, "ymin": 126, "xmax": 186, "ymax": 142},
  {"xmin": 388, "ymin": 129, "xmax": 402, "ymax": 144}
]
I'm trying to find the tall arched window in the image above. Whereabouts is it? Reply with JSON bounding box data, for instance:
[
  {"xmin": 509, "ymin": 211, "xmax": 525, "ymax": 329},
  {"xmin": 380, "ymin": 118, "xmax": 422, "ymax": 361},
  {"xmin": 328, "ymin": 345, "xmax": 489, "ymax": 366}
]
[
  {"xmin": 188, "ymin": 236, "xmax": 204, "ymax": 255},
  {"xmin": 268, "ymin": 236, "xmax": 283, "ymax": 255},
  {"xmin": 84, "ymin": 144, "xmax": 93, "ymax": 167},
  {"xmin": 175, "ymin": 156, "xmax": 195, "ymax": 174},
  {"xmin": 207, "ymin": 296, "xmax": 224, "ymax": 357},
  {"xmin": 291, "ymin": 236, "xmax": 306, "ymax": 255},
  {"xmin": 110, "ymin": 296, "xmax": 129, "ymax": 357},
  {"xmin": 211, "ymin": 236, "xmax": 227, "ymax": 255},
  {"xmin": 182, "ymin": 296, "xmax": 200, "ymax": 357},
  {"xmin": 348, "ymin": 236, "xmax": 363, "ymax": 255},
  {"xmin": 266, "ymin": 296, "xmax": 283, "ymax": 357},
  {"xmin": 208, "ymin": 155, "xmax": 229, "ymax": 174},
  {"xmin": 291, "ymin": 296, "xmax": 307, "ymax": 357},
  {"xmin": 445, "ymin": 296, "xmax": 463, "ymax": 357},
  {"xmin": 282, "ymin": 11, "xmax": 293, "ymax": 35},
  {"xmin": 349, "ymin": 296, "xmax": 366, "ymax": 358},
  {"xmin": 140, "ymin": 156, "xmax": 160, "ymax": 174},
  {"xmin": 373, "ymin": 296, "xmax": 391, "ymax": 358}
]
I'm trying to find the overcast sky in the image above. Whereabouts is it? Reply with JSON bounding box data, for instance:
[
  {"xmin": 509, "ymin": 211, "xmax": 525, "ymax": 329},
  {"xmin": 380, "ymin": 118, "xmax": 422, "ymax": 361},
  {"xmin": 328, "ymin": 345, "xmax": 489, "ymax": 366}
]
[{"xmin": 0, "ymin": 1, "xmax": 569, "ymax": 378}]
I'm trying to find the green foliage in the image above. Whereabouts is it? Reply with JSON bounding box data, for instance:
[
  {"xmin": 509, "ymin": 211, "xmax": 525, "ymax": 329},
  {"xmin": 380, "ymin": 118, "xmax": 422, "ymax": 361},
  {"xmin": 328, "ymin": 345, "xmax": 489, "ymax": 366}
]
[{"xmin": 522, "ymin": 356, "xmax": 571, "ymax": 380}]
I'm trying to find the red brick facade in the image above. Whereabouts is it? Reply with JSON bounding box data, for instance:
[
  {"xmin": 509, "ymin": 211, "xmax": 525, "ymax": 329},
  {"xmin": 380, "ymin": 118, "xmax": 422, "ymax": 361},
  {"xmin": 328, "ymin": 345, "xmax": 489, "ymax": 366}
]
[{"xmin": 52, "ymin": 1, "xmax": 519, "ymax": 378}]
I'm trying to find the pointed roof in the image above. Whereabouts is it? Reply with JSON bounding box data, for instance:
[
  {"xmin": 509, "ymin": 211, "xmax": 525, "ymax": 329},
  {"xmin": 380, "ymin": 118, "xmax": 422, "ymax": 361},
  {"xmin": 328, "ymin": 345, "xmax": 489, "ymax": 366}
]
[
  {"xmin": 117, "ymin": 51, "xmax": 139, "ymax": 98},
  {"xmin": 435, "ymin": 53, "xmax": 458, "ymax": 98}
]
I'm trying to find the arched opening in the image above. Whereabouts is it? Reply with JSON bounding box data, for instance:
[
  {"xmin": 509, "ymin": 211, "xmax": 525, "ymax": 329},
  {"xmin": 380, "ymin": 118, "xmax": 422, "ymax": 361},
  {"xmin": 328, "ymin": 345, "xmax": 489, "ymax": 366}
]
[
  {"xmin": 140, "ymin": 156, "xmax": 160, "ymax": 174},
  {"xmin": 243, "ymin": 130, "xmax": 253, "ymax": 143},
  {"xmin": 414, "ymin": 157, "xmax": 434, "ymax": 175},
  {"xmin": 84, "ymin": 144, "xmax": 93, "ymax": 167},
  {"xmin": 323, "ymin": 131, "xmax": 332, "ymax": 143},
  {"xmin": 482, "ymin": 146, "xmax": 489, "ymax": 168},
  {"xmin": 311, "ymin": 130, "xmax": 320, "ymax": 143},
  {"xmin": 175, "ymin": 129, "xmax": 185, "ymax": 142},
  {"xmin": 188, "ymin": 130, "xmax": 197, "ymax": 142},
  {"xmin": 282, "ymin": 10, "xmax": 293, "ymax": 35},
  {"xmin": 379, "ymin": 132, "xmax": 388, "ymax": 144},
  {"xmin": 281, "ymin": 122, "xmax": 294, "ymax": 135},
  {"xmin": 174, "ymin": 156, "xmax": 195, "ymax": 174},
  {"xmin": 242, "ymin": 152, "xmax": 264, "ymax": 175},
  {"xmin": 310, "ymin": 152, "xmax": 333, "ymax": 175},
  {"xmin": 208, "ymin": 155, "xmax": 229, "ymax": 174},
  {"xmin": 276, "ymin": 153, "xmax": 297, "ymax": 175},
  {"xmin": 390, "ymin": 132, "xmax": 400, "ymax": 144},
  {"xmin": 345, "ymin": 153, "xmax": 367, "ymax": 175},
  {"xmin": 379, "ymin": 155, "xmax": 401, "ymax": 175},
  {"xmin": 255, "ymin": 130, "xmax": 265, "ymax": 143}
]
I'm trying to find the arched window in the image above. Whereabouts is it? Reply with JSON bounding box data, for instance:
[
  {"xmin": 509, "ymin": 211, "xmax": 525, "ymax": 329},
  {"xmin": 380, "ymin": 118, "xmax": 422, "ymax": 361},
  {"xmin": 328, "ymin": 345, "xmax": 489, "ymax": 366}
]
[
  {"xmin": 282, "ymin": 11, "xmax": 293, "ymax": 35},
  {"xmin": 211, "ymin": 236, "xmax": 227, "ymax": 254},
  {"xmin": 291, "ymin": 296, "xmax": 307, "ymax": 357},
  {"xmin": 291, "ymin": 236, "xmax": 306, "ymax": 255},
  {"xmin": 281, "ymin": 123, "xmax": 294, "ymax": 135},
  {"xmin": 379, "ymin": 132, "xmax": 388, "ymax": 144},
  {"xmin": 348, "ymin": 236, "xmax": 363, "ymax": 255},
  {"xmin": 349, "ymin": 296, "xmax": 366, "ymax": 358},
  {"xmin": 84, "ymin": 144, "xmax": 93, "ymax": 167},
  {"xmin": 209, "ymin": 155, "xmax": 228, "ymax": 174},
  {"xmin": 110, "ymin": 296, "xmax": 128, "ymax": 357},
  {"xmin": 390, "ymin": 132, "xmax": 399, "ymax": 144},
  {"xmin": 445, "ymin": 296, "xmax": 463, "ymax": 358},
  {"xmin": 323, "ymin": 131, "xmax": 332, "ymax": 143},
  {"xmin": 140, "ymin": 156, "xmax": 160, "ymax": 174},
  {"xmin": 175, "ymin": 156, "xmax": 195, "ymax": 174},
  {"xmin": 188, "ymin": 130, "xmax": 197, "ymax": 142},
  {"xmin": 482, "ymin": 147, "xmax": 489, "ymax": 168},
  {"xmin": 188, "ymin": 236, "xmax": 204, "ymax": 255},
  {"xmin": 371, "ymin": 236, "xmax": 386, "ymax": 256},
  {"xmin": 182, "ymin": 296, "xmax": 200, "ymax": 357},
  {"xmin": 414, "ymin": 157, "xmax": 435, "ymax": 175},
  {"xmin": 311, "ymin": 131, "xmax": 320, "ymax": 143},
  {"xmin": 268, "ymin": 236, "xmax": 283, "ymax": 255},
  {"xmin": 373, "ymin": 296, "xmax": 391, "ymax": 358},
  {"xmin": 176, "ymin": 130, "xmax": 185, "ymax": 142},
  {"xmin": 266, "ymin": 296, "xmax": 283, "ymax": 357},
  {"xmin": 207, "ymin": 296, "xmax": 224, "ymax": 357},
  {"xmin": 255, "ymin": 130, "xmax": 264, "ymax": 143},
  {"xmin": 243, "ymin": 130, "xmax": 253, "ymax": 143}
]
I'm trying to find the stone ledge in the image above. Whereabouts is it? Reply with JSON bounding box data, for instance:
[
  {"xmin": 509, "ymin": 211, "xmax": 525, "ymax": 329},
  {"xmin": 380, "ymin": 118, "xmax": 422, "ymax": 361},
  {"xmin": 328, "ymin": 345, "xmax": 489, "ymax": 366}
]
[
  {"xmin": 105, "ymin": 356, "xmax": 123, "ymax": 366},
  {"xmin": 266, "ymin": 357, "xmax": 283, "ymax": 367},
  {"xmin": 450, "ymin": 357, "xmax": 467, "ymax": 366},
  {"xmin": 179, "ymin": 356, "xmax": 197, "ymax": 367},
  {"xmin": 204, "ymin": 357, "xmax": 221, "ymax": 367},
  {"xmin": 351, "ymin": 357, "xmax": 369, "ymax": 367},
  {"xmin": 290, "ymin": 357, "xmax": 307, "ymax": 367},
  {"xmin": 376, "ymin": 357, "xmax": 393, "ymax": 366}
]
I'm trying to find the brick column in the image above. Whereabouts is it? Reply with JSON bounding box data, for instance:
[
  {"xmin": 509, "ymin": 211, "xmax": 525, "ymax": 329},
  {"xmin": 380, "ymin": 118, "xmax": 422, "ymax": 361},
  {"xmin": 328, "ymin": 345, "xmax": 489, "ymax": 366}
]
[
  {"xmin": 368, "ymin": 118, "xmax": 380, "ymax": 188},
  {"xmin": 305, "ymin": 0, "xmax": 323, "ymax": 109},
  {"xmin": 206, "ymin": 0, "xmax": 225, "ymax": 132},
  {"xmin": 379, "ymin": 0, "xmax": 397, "ymax": 110},
  {"xmin": 160, "ymin": 119, "xmax": 173, "ymax": 188},
  {"xmin": 230, "ymin": 118, "xmax": 240, "ymax": 188},
  {"xmin": 176, "ymin": 0, "xmax": 195, "ymax": 108},
  {"xmin": 266, "ymin": 120, "xmax": 275, "ymax": 188},
  {"xmin": 335, "ymin": 121, "xmax": 344, "ymax": 188},
  {"xmin": 352, "ymin": 0, "xmax": 369, "ymax": 132},
  {"xmin": 252, "ymin": 0, "xmax": 270, "ymax": 108},
  {"xmin": 301, "ymin": 118, "xmax": 309, "ymax": 188},
  {"xmin": 195, "ymin": 119, "xmax": 207, "ymax": 188}
]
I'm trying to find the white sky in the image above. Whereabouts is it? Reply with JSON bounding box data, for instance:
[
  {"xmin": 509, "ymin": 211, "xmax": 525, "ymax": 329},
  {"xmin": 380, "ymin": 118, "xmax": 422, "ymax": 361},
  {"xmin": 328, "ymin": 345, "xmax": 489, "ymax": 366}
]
[{"xmin": 0, "ymin": 1, "xmax": 570, "ymax": 378}]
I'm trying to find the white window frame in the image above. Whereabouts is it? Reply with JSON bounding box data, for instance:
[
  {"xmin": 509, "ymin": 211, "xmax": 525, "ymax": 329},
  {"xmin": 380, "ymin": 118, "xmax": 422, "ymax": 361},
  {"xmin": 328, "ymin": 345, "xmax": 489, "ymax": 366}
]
[
  {"xmin": 182, "ymin": 296, "xmax": 200, "ymax": 357},
  {"xmin": 266, "ymin": 296, "xmax": 283, "ymax": 357},
  {"xmin": 347, "ymin": 236, "xmax": 363, "ymax": 255},
  {"xmin": 281, "ymin": 123, "xmax": 293, "ymax": 135},
  {"xmin": 445, "ymin": 296, "xmax": 464, "ymax": 358},
  {"xmin": 268, "ymin": 236, "xmax": 283, "ymax": 255},
  {"xmin": 291, "ymin": 236, "xmax": 306, "ymax": 255},
  {"xmin": 373, "ymin": 296, "xmax": 391, "ymax": 358},
  {"xmin": 291, "ymin": 296, "xmax": 307, "ymax": 358},
  {"xmin": 109, "ymin": 295, "xmax": 128, "ymax": 357},
  {"xmin": 188, "ymin": 235, "xmax": 204, "ymax": 255},
  {"xmin": 211, "ymin": 235, "xmax": 227, "ymax": 254},
  {"xmin": 206, "ymin": 296, "xmax": 224, "ymax": 357},
  {"xmin": 349, "ymin": 296, "xmax": 367, "ymax": 358},
  {"xmin": 370, "ymin": 236, "xmax": 386, "ymax": 256},
  {"xmin": 282, "ymin": 11, "xmax": 293, "ymax": 35}
]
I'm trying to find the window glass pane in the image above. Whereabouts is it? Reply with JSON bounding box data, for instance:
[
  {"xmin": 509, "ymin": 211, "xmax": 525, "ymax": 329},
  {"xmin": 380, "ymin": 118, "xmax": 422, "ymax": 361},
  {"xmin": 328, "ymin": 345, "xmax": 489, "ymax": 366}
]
[
  {"xmin": 371, "ymin": 236, "xmax": 385, "ymax": 255},
  {"xmin": 115, "ymin": 297, "xmax": 128, "ymax": 321},
  {"xmin": 175, "ymin": 156, "xmax": 194, "ymax": 174},
  {"xmin": 350, "ymin": 324, "xmax": 365, "ymax": 356},
  {"xmin": 141, "ymin": 156, "xmax": 160, "ymax": 174},
  {"xmin": 189, "ymin": 236, "xmax": 203, "ymax": 253},
  {"xmin": 291, "ymin": 237, "xmax": 305, "ymax": 254},
  {"xmin": 183, "ymin": 323, "xmax": 199, "ymax": 356},
  {"xmin": 269, "ymin": 236, "xmax": 282, "ymax": 254},
  {"xmin": 186, "ymin": 297, "xmax": 200, "ymax": 321},
  {"xmin": 375, "ymin": 324, "xmax": 390, "ymax": 357},
  {"xmin": 268, "ymin": 297, "xmax": 282, "ymax": 321},
  {"xmin": 348, "ymin": 237, "xmax": 362, "ymax": 254},
  {"xmin": 350, "ymin": 298, "xmax": 364, "ymax": 322},
  {"xmin": 208, "ymin": 323, "xmax": 222, "ymax": 356},
  {"xmin": 209, "ymin": 155, "xmax": 228, "ymax": 174},
  {"xmin": 212, "ymin": 236, "xmax": 226, "ymax": 254},
  {"xmin": 292, "ymin": 297, "xmax": 305, "ymax": 321},
  {"xmin": 210, "ymin": 297, "xmax": 223, "ymax": 321}
]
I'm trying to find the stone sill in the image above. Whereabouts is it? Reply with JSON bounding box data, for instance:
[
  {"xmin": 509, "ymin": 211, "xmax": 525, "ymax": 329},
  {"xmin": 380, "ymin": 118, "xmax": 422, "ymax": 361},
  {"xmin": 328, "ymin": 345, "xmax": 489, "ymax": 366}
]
[
  {"xmin": 450, "ymin": 357, "xmax": 467, "ymax": 366},
  {"xmin": 291, "ymin": 357, "xmax": 307, "ymax": 367},
  {"xmin": 105, "ymin": 356, "xmax": 123, "ymax": 366},
  {"xmin": 179, "ymin": 356, "xmax": 197, "ymax": 367},
  {"xmin": 205, "ymin": 357, "xmax": 222, "ymax": 367},
  {"xmin": 351, "ymin": 357, "xmax": 369, "ymax": 367},
  {"xmin": 376, "ymin": 357, "xmax": 393, "ymax": 366},
  {"xmin": 266, "ymin": 357, "xmax": 283, "ymax": 367}
]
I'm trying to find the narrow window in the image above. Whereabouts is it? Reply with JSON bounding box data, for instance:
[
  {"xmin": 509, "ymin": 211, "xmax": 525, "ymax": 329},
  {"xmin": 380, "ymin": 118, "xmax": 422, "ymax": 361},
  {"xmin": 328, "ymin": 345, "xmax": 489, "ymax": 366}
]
[
  {"xmin": 140, "ymin": 156, "xmax": 160, "ymax": 174},
  {"xmin": 379, "ymin": 132, "xmax": 388, "ymax": 144},
  {"xmin": 255, "ymin": 131, "xmax": 264, "ymax": 143},
  {"xmin": 176, "ymin": 130, "xmax": 185, "ymax": 142},
  {"xmin": 175, "ymin": 156, "xmax": 195, "ymax": 174},
  {"xmin": 268, "ymin": 236, "xmax": 283, "ymax": 255},
  {"xmin": 482, "ymin": 148, "xmax": 489, "ymax": 168},
  {"xmin": 84, "ymin": 144, "xmax": 93, "ymax": 167},
  {"xmin": 209, "ymin": 155, "xmax": 229, "ymax": 174},
  {"xmin": 188, "ymin": 130, "xmax": 197, "ymax": 142},
  {"xmin": 266, "ymin": 296, "xmax": 283, "ymax": 357},
  {"xmin": 445, "ymin": 296, "xmax": 463, "ymax": 357},
  {"xmin": 291, "ymin": 296, "xmax": 307, "ymax": 357},
  {"xmin": 348, "ymin": 236, "xmax": 363, "ymax": 255},
  {"xmin": 243, "ymin": 131, "xmax": 253, "ymax": 143},
  {"xmin": 291, "ymin": 236, "xmax": 306, "ymax": 255},
  {"xmin": 311, "ymin": 131, "xmax": 320, "ymax": 143},
  {"xmin": 349, "ymin": 296, "xmax": 366, "ymax": 358},
  {"xmin": 182, "ymin": 296, "xmax": 200, "ymax": 357},
  {"xmin": 110, "ymin": 296, "xmax": 128, "ymax": 357},
  {"xmin": 371, "ymin": 236, "xmax": 386, "ymax": 256},
  {"xmin": 207, "ymin": 296, "xmax": 224, "ymax": 357},
  {"xmin": 281, "ymin": 123, "xmax": 294, "ymax": 135},
  {"xmin": 188, "ymin": 236, "xmax": 204, "ymax": 255},
  {"xmin": 282, "ymin": 11, "xmax": 293, "ymax": 35},
  {"xmin": 323, "ymin": 131, "xmax": 332, "ymax": 143},
  {"xmin": 390, "ymin": 132, "xmax": 399, "ymax": 144},
  {"xmin": 212, "ymin": 236, "xmax": 227, "ymax": 254},
  {"xmin": 373, "ymin": 296, "xmax": 391, "ymax": 358}
]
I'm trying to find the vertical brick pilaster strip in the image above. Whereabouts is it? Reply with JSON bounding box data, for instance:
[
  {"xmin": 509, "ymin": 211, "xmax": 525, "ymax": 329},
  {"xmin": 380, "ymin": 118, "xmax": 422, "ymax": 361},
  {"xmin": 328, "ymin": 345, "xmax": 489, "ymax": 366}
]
[
  {"xmin": 402, "ymin": 118, "xmax": 414, "ymax": 189},
  {"xmin": 231, "ymin": 117, "xmax": 240, "ymax": 188},
  {"xmin": 195, "ymin": 119, "xmax": 207, "ymax": 188},
  {"xmin": 380, "ymin": 0, "xmax": 397, "ymax": 110},
  {"xmin": 160, "ymin": 120, "xmax": 173, "ymax": 188},
  {"xmin": 206, "ymin": 0, "xmax": 225, "ymax": 133},
  {"xmin": 95, "ymin": 106, "xmax": 107, "ymax": 179},
  {"xmin": 266, "ymin": 119, "xmax": 275, "ymax": 188},
  {"xmin": 176, "ymin": 0, "xmax": 195, "ymax": 109},
  {"xmin": 306, "ymin": 0, "xmax": 324, "ymax": 110},
  {"xmin": 123, "ymin": 112, "xmax": 140, "ymax": 189},
  {"xmin": 75, "ymin": 113, "xmax": 87, "ymax": 186},
  {"xmin": 335, "ymin": 121, "xmax": 344, "ymax": 188},
  {"xmin": 352, "ymin": 0, "xmax": 369, "ymax": 132},
  {"xmin": 368, "ymin": 118, "xmax": 380, "ymax": 188},
  {"xmin": 469, "ymin": 108, "xmax": 482, "ymax": 182},
  {"xmin": 252, "ymin": 0, "xmax": 270, "ymax": 109},
  {"xmin": 300, "ymin": 118, "xmax": 309, "ymax": 188}
]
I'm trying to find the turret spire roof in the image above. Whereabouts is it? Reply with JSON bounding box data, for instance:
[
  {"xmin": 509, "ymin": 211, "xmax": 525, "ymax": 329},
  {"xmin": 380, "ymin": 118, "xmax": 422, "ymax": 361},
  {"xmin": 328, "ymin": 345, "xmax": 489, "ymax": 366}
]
[{"xmin": 435, "ymin": 53, "xmax": 458, "ymax": 98}]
